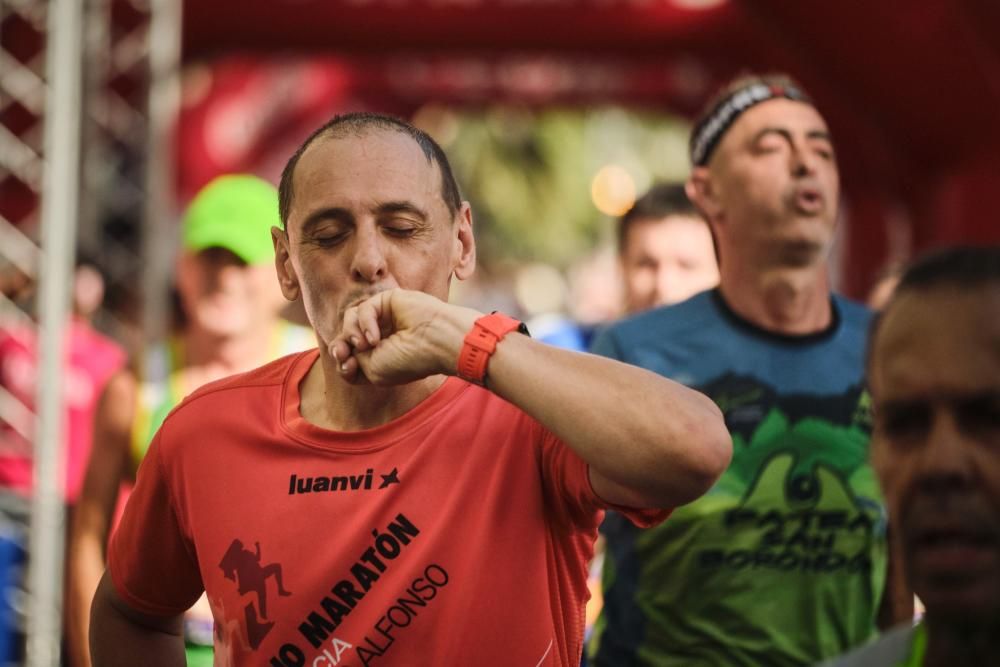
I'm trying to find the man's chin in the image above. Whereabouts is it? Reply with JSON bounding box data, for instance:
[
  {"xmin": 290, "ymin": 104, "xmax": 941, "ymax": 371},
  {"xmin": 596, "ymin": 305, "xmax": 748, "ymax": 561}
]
[{"xmin": 773, "ymin": 236, "xmax": 829, "ymax": 267}]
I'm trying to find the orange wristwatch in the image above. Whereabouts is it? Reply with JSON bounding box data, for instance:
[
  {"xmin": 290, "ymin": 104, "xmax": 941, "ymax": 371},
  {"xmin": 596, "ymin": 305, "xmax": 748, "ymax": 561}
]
[{"xmin": 457, "ymin": 312, "xmax": 530, "ymax": 385}]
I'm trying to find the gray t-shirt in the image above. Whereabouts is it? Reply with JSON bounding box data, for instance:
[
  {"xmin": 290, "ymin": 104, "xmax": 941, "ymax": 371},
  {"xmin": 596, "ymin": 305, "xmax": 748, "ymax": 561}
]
[{"xmin": 819, "ymin": 624, "xmax": 919, "ymax": 667}]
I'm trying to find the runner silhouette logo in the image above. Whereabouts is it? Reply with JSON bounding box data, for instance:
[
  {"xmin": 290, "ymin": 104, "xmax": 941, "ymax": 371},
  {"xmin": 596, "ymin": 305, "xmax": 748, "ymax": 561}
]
[{"xmin": 219, "ymin": 539, "xmax": 292, "ymax": 649}]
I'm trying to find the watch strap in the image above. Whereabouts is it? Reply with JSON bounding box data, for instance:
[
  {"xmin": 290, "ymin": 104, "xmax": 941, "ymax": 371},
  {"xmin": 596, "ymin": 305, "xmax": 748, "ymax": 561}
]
[{"xmin": 457, "ymin": 312, "xmax": 526, "ymax": 384}]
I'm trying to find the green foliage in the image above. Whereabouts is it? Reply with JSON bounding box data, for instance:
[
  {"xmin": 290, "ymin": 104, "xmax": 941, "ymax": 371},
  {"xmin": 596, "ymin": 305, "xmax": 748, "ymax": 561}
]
[{"xmin": 436, "ymin": 106, "xmax": 691, "ymax": 269}]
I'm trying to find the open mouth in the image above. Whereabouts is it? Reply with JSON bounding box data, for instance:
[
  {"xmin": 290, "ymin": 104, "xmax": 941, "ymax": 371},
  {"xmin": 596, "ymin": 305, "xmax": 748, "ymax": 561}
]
[{"xmin": 793, "ymin": 188, "xmax": 824, "ymax": 214}]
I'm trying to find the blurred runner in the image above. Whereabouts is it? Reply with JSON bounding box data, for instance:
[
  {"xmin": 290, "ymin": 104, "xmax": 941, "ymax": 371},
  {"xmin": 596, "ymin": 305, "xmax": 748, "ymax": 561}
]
[{"xmin": 67, "ymin": 175, "xmax": 313, "ymax": 667}]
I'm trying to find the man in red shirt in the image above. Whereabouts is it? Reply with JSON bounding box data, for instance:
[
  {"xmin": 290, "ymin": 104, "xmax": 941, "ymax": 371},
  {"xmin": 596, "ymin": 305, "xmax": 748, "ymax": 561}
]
[{"xmin": 89, "ymin": 112, "xmax": 732, "ymax": 667}]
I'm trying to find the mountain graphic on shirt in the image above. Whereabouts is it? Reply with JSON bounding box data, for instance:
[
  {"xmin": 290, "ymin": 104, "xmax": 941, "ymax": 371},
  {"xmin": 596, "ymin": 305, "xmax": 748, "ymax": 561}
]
[
  {"xmin": 687, "ymin": 398, "xmax": 885, "ymax": 575},
  {"xmin": 679, "ymin": 376, "xmax": 886, "ymax": 569}
]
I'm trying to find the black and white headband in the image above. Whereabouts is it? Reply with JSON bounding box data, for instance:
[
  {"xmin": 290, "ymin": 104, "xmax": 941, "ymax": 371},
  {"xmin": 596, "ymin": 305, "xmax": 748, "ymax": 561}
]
[{"xmin": 689, "ymin": 82, "xmax": 812, "ymax": 166}]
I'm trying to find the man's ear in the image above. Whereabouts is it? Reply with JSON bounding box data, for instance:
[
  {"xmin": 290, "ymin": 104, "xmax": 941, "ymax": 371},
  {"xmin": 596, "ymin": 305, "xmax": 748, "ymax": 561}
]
[
  {"xmin": 271, "ymin": 226, "xmax": 300, "ymax": 301},
  {"xmin": 451, "ymin": 202, "xmax": 476, "ymax": 281},
  {"xmin": 686, "ymin": 167, "xmax": 723, "ymax": 224}
]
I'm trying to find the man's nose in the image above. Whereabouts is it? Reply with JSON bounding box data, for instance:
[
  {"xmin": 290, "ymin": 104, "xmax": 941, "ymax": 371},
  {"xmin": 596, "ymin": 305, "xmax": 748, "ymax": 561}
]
[
  {"xmin": 790, "ymin": 142, "xmax": 818, "ymax": 178},
  {"xmin": 350, "ymin": 226, "xmax": 388, "ymax": 283},
  {"xmin": 656, "ymin": 265, "xmax": 680, "ymax": 304}
]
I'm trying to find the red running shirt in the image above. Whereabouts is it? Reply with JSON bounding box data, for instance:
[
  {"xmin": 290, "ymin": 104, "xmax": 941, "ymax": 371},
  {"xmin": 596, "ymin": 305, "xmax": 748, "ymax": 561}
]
[{"xmin": 109, "ymin": 349, "xmax": 665, "ymax": 667}]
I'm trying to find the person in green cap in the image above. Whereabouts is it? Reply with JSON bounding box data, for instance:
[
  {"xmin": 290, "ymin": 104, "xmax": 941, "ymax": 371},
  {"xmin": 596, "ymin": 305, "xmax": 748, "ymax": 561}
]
[
  {"xmin": 67, "ymin": 174, "xmax": 313, "ymax": 667},
  {"xmin": 824, "ymin": 245, "xmax": 1000, "ymax": 667}
]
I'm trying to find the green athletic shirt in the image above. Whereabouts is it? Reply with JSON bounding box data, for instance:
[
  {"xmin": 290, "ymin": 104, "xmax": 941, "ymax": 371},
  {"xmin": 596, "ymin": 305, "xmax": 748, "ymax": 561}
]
[{"xmin": 588, "ymin": 290, "xmax": 887, "ymax": 666}]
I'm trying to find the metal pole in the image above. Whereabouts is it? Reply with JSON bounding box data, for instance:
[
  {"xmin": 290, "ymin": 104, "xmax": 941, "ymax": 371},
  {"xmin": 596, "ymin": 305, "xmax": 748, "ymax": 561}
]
[
  {"xmin": 27, "ymin": 0, "xmax": 84, "ymax": 662},
  {"xmin": 142, "ymin": 0, "xmax": 182, "ymax": 345}
]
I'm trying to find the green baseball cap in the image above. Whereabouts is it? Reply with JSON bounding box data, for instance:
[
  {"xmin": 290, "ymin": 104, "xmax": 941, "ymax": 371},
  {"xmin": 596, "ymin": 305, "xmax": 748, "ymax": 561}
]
[{"xmin": 181, "ymin": 174, "xmax": 279, "ymax": 265}]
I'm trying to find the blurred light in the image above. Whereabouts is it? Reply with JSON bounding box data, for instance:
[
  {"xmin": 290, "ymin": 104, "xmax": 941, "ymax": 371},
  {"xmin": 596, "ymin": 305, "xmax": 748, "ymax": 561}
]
[{"xmin": 591, "ymin": 164, "xmax": 636, "ymax": 217}]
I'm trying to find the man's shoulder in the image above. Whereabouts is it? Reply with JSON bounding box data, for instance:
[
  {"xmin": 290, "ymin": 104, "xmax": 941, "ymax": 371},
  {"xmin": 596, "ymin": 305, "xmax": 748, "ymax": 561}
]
[
  {"xmin": 168, "ymin": 350, "xmax": 307, "ymax": 423},
  {"xmin": 147, "ymin": 351, "xmax": 309, "ymax": 468},
  {"xmin": 602, "ymin": 290, "xmax": 719, "ymax": 347},
  {"xmin": 833, "ymin": 293, "xmax": 874, "ymax": 334}
]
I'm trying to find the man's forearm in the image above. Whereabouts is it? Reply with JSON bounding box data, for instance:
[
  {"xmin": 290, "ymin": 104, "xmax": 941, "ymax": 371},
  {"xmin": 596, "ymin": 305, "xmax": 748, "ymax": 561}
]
[
  {"xmin": 484, "ymin": 333, "xmax": 732, "ymax": 508},
  {"xmin": 67, "ymin": 534, "xmax": 105, "ymax": 667},
  {"xmin": 330, "ymin": 289, "xmax": 731, "ymax": 508},
  {"xmin": 90, "ymin": 574, "xmax": 185, "ymax": 667}
]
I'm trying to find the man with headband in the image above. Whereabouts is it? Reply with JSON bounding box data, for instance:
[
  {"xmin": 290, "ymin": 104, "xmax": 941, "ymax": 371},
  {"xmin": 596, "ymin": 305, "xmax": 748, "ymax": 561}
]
[{"xmin": 588, "ymin": 73, "xmax": 910, "ymax": 665}]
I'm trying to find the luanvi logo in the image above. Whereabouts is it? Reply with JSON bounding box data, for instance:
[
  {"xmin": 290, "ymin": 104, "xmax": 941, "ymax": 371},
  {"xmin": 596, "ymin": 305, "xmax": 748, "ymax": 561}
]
[{"xmin": 288, "ymin": 468, "xmax": 401, "ymax": 495}]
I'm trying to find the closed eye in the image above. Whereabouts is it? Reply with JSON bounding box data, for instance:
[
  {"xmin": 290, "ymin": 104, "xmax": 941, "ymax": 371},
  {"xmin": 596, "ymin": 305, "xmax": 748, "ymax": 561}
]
[
  {"xmin": 956, "ymin": 395, "xmax": 1000, "ymax": 437},
  {"xmin": 755, "ymin": 142, "xmax": 784, "ymax": 154},
  {"xmin": 751, "ymin": 128, "xmax": 790, "ymax": 154},
  {"xmin": 813, "ymin": 145, "xmax": 835, "ymax": 161},
  {"xmin": 383, "ymin": 226, "xmax": 416, "ymax": 238},
  {"xmin": 312, "ymin": 233, "xmax": 349, "ymax": 247},
  {"xmin": 876, "ymin": 403, "xmax": 930, "ymax": 442},
  {"xmin": 807, "ymin": 130, "xmax": 835, "ymax": 160}
]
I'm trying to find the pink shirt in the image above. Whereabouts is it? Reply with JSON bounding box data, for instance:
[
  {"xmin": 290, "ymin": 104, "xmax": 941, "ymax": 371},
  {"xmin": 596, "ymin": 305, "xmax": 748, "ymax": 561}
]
[{"xmin": 0, "ymin": 319, "xmax": 125, "ymax": 503}]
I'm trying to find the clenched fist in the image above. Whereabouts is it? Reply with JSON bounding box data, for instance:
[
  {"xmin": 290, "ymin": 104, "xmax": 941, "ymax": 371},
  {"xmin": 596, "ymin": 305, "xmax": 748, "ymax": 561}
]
[{"xmin": 330, "ymin": 289, "xmax": 481, "ymax": 385}]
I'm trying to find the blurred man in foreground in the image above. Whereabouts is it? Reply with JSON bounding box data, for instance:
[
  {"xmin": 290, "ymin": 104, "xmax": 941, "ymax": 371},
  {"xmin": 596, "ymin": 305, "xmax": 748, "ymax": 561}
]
[
  {"xmin": 69, "ymin": 174, "xmax": 312, "ymax": 667},
  {"xmin": 827, "ymin": 245, "xmax": 1000, "ymax": 666},
  {"xmin": 589, "ymin": 73, "xmax": 910, "ymax": 666},
  {"xmin": 617, "ymin": 183, "xmax": 718, "ymax": 314},
  {"xmin": 87, "ymin": 112, "xmax": 731, "ymax": 666}
]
